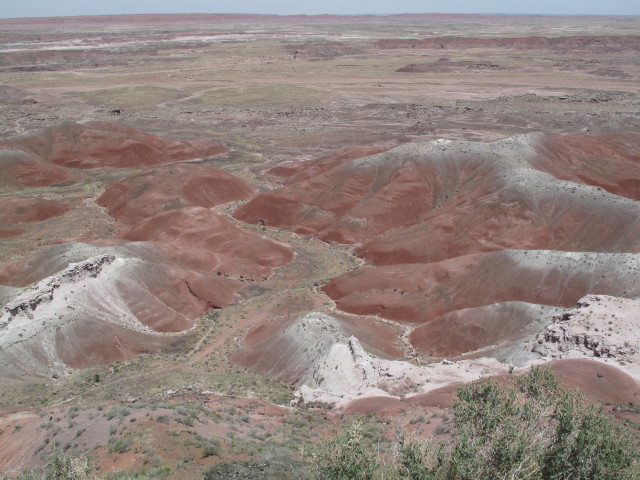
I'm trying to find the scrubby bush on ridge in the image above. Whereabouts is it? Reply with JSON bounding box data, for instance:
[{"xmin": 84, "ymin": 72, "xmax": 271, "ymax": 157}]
[{"xmin": 311, "ymin": 367, "xmax": 640, "ymax": 480}]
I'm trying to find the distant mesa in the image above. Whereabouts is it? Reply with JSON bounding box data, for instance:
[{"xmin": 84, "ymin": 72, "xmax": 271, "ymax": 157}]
[
  {"xmin": 375, "ymin": 35, "xmax": 640, "ymax": 52},
  {"xmin": 397, "ymin": 60, "xmax": 503, "ymax": 73},
  {"xmin": 0, "ymin": 84, "xmax": 37, "ymax": 105}
]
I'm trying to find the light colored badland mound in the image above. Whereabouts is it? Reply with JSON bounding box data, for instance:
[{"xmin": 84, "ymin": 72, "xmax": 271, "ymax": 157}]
[
  {"xmin": 267, "ymin": 145, "xmax": 392, "ymax": 183},
  {"xmin": 273, "ymin": 312, "xmax": 509, "ymax": 408},
  {"xmin": 230, "ymin": 312, "xmax": 404, "ymax": 384},
  {"xmin": 534, "ymin": 294, "xmax": 640, "ymax": 368},
  {"xmin": 284, "ymin": 300, "xmax": 639, "ymax": 410},
  {"xmin": 0, "ymin": 121, "xmax": 228, "ymax": 169},
  {"xmin": 0, "ymin": 242, "xmax": 246, "ymax": 378}
]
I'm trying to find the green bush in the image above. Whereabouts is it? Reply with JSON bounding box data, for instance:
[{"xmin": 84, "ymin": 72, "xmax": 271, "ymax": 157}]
[
  {"xmin": 108, "ymin": 436, "xmax": 133, "ymax": 454},
  {"xmin": 448, "ymin": 367, "xmax": 638, "ymax": 480},
  {"xmin": 0, "ymin": 449, "xmax": 92, "ymax": 480},
  {"xmin": 309, "ymin": 421, "xmax": 378, "ymax": 480},
  {"xmin": 313, "ymin": 367, "xmax": 639, "ymax": 480},
  {"xmin": 201, "ymin": 443, "xmax": 223, "ymax": 458}
]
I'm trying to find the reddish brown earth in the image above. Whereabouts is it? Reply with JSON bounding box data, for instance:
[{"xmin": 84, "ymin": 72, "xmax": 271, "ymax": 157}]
[
  {"xmin": 408, "ymin": 302, "xmax": 557, "ymax": 359},
  {"xmin": 0, "ymin": 228, "xmax": 26, "ymax": 239},
  {"xmin": 531, "ymin": 132, "xmax": 640, "ymax": 200},
  {"xmin": 97, "ymin": 162, "xmax": 293, "ymax": 277},
  {"xmin": 0, "ymin": 121, "xmax": 227, "ymax": 169},
  {"xmin": 237, "ymin": 132, "xmax": 640, "ymax": 360},
  {"xmin": 341, "ymin": 384, "xmax": 460, "ymax": 414},
  {"xmin": 0, "ymin": 196, "xmax": 72, "ymax": 224},
  {"xmin": 97, "ymin": 163, "xmax": 254, "ymax": 225},
  {"xmin": 549, "ymin": 359, "xmax": 640, "ymax": 406},
  {"xmin": 0, "ymin": 150, "xmax": 76, "ymax": 190},
  {"xmin": 323, "ymin": 250, "xmax": 640, "ymax": 352},
  {"xmin": 0, "ymin": 122, "xmax": 293, "ymax": 379},
  {"xmin": 236, "ymin": 133, "xmax": 640, "ymax": 254}
]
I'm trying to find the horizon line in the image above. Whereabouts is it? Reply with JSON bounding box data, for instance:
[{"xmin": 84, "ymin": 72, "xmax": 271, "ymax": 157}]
[{"xmin": 3, "ymin": 12, "xmax": 640, "ymax": 20}]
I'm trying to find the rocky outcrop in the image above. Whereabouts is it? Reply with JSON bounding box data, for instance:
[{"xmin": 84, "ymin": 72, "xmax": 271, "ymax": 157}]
[
  {"xmin": 534, "ymin": 294, "xmax": 640, "ymax": 361},
  {"xmin": 290, "ymin": 312, "xmax": 508, "ymax": 407},
  {"xmin": 1, "ymin": 255, "xmax": 114, "ymax": 324}
]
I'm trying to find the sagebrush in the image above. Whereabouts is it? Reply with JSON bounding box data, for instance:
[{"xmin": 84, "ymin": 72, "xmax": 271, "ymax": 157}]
[{"xmin": 311, "ymin": 367, "xmax": 640, "ymax": 480}]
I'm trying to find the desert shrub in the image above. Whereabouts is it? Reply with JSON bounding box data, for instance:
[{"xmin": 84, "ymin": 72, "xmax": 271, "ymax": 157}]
[
  {"xmin": 448, "ymin": 367, "xmax": 638, "ymax": 480},
  {"xmin": 103, "ymin": 465, "xmax": 172, "ymax": 479},
  {"xmin": 108, "ymin": 436, "xmax": 133, "ymax": 454},
  {"xmin": 314, "ymin": 367, "xmax": 639, "ymax": 480},
  {"xmin": 308, "ymin": 421, "xmax": 378, "ymax": 480},
  {"xmin": 201, "ymin": 443, "xmax": 223, "ymax": 458},
  {"xmin": 105, "ymin": 406, "xmax": 130, "ymax": 421},
  {"xmin": 155, "ymin": 415, "xmax": 170, "ymax": 424},
  {"xmin": 0, "ymin": 449, "xmax": 92, "ymax": 480},
  {"xmin": 541, "ymin": 393, "xmax": 638, "ymax": 480},
  {"xmin": 394, "ymin": 434, "xmax": 449, "ymax": 480}
]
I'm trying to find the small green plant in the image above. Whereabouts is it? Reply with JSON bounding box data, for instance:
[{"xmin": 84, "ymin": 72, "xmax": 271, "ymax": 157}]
[
  {"xmin": 155, "ymin": 415, "xmax": 170, "ymax": 424},
  {"xmin": 0, "ymin": 449, "xmax": 92, "ymax": 480},
  {"xmin": 308, "ymin": 421, "xmax": 377, "ymax": 480},
  {"xmin": 108, "ymin": 436, "xmax": 133, "ymax": 454},
  {"xmin": 105, "ymin": 406, "xmax": 130, "ymax": 420},
  {"xmin": 201, "ymin": 443, "xmax": 223, "ymax": 458}
]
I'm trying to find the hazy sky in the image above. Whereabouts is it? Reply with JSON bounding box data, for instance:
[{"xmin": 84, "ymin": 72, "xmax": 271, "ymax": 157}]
[{"xmin": 2, "ymin": 0, "xmax": 639, "ymax": 18}]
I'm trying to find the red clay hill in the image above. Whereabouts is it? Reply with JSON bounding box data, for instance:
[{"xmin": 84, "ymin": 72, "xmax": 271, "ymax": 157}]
[
  {"xmin": 0, "ymin": 120, "xmax": 227, "ymax": 170},
  {"xmin": 234, "ymin": 132, "xmax": 640, "ymax": 361},
  {"xmin": 0, "ymin": 121, "xmax": 292, "ymax": 377}
]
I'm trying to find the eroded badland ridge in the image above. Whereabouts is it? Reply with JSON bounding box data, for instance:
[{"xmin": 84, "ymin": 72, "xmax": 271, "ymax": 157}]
[{"xmin": 0, "ymin": 13, "xmax": 639, "ymax": 478}]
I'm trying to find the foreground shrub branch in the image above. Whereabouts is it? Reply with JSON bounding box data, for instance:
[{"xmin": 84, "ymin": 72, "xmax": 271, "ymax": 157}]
[{"xmin": 311, "ymin": 367, "xmax": 639, "ymax": 480}]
